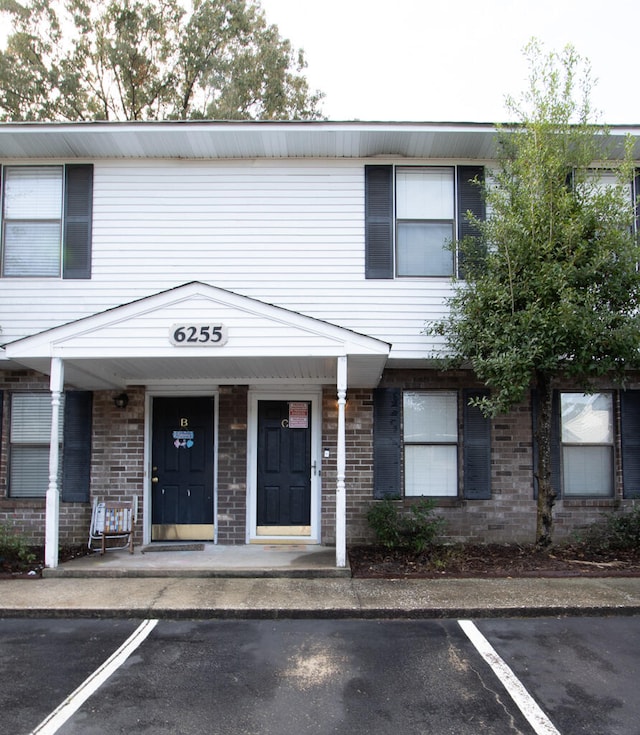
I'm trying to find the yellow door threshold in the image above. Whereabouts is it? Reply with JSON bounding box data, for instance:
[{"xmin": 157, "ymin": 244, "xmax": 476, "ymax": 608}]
[
  {"xmin": 252, "ymin": 525, "xmax": 313, "ymax": 544},
  {"xmin": 152, "ymin": 524, "xmax": 214, "ymax": 541}
]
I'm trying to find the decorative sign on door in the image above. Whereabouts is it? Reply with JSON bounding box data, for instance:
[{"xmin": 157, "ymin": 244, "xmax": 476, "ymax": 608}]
[
  {"xmin": 288, "ymin": 402, "xmax": 309, "ymax": 429},
  {"xmin": 173, "ymin": 430, "xmax": 195, "ymax": 448}
]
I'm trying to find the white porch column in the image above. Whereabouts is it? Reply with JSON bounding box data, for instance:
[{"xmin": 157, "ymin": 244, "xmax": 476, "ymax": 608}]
[
  {"xmin": 336, "ymin": 355, "xmax": 347, "ymax": 568},
  {"xmin": 45, "ymin": 357, "xmax": 64, "ymax": 569}
]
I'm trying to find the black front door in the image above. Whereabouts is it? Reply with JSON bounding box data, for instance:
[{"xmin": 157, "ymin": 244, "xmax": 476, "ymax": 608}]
[
  {"xmin": 257, "ymin": 400, "xmax": 311, "ymax": 531},
  {"xmin": 151, "ymin": 396, "xmax": 214, "ymax": 541}
]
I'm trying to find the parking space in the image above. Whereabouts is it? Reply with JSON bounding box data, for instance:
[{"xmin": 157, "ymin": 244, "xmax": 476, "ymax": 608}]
[
  {"xmin": 476, "ymin": 617, "xmax": 640, "ymax": 735},
  {"xmin": 0, "ymin": 619, "xmax": 142, "ymax": 735},
  {"xmin": 2, "ymin": 617, "xmax": 640, "ymax": 735}
]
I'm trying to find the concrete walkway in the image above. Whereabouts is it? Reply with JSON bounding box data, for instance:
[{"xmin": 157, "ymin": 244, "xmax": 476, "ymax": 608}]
[
  {"xmin": 43, "ymin": 543, "xmax": 348, "ymax": 578},
  {"xmin": 2, "ymin": 546, "xmax": 640, "ymax": 620},
  {"xmin": 3, "ymin": 576, "xmax": 640, "ymax": 620}
]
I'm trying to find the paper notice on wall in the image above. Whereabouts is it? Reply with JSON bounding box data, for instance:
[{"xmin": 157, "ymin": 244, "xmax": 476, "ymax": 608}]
[{"xmin": 288, "ymin": 402, "xmax": 309, "ymax": 429}]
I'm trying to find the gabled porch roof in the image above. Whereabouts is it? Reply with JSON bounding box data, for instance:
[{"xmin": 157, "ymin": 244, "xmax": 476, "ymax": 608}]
[{"xmin": 3, "ymin": 281, "xmax": 390, "ymax": 390}]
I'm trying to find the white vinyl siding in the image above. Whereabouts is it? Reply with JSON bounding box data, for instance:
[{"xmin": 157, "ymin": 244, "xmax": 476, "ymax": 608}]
[
  {"xmin": 9, "ymin": 393, "xmax": 63, "ymax": 498},
  {"xmin": 0, "ymin": 159, "xmax": 461, "ymax": 359}
]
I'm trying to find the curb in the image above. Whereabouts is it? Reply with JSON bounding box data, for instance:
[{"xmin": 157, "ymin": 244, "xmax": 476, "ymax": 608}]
[{"xmin": 3, "ymin": 605, "xmax": 640, "ymax": 621}]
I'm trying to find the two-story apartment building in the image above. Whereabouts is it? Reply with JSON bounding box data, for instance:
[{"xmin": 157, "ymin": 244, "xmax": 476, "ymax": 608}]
[{"xmin": 0, "ymin": 121, "xmax": 639, "ymax": 568}]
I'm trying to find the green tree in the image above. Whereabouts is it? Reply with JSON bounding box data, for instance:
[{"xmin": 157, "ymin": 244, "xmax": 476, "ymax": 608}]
[
  {"xmin": 0, "ymin": 0, "xmax": 324, "ymax": 121},
  {"xmin": 430, "ymin": 41, "xmax": 640, "ymax": 547}
]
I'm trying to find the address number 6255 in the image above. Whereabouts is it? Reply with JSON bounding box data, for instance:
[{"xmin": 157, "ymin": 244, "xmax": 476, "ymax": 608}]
[{"xmin": 170, "ymin": 324, "xmax": 228, "ymax": 346}]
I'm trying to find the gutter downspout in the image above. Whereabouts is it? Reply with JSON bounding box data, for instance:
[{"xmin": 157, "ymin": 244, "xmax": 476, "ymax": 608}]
[{"xmin": 45, "ymin": 357, "xmax": 64, "ymax": 569}]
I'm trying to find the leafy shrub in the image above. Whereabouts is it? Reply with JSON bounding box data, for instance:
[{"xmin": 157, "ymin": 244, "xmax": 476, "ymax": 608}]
[
  {"xmin": 574, "ymin": 506, "xmax": 640, "ymax": 553},
  {"xmin": 0, "ymin": 522, "xmax": 36, "ymax": 567},
  {"xmin": 366, "ymin": 498, "xmax": 446, "ymax": 554}
]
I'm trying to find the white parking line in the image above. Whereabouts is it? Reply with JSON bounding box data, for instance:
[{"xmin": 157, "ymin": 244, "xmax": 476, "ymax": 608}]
[
  {"xmin": 30, "ymin": 618, "xmax": 159, "ymax": 735},
  {"xmin": 459, "ymin": 619, "xmax": 561, "ymax": 735}
]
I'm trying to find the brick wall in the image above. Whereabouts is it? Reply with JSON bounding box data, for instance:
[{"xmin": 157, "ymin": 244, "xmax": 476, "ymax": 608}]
[
  {"xmin": 217, "ymin": 385, "xmax": 248, "ymax": 544},
  {"xmin": 91, "ymin": 387, "xmax": 145, "ymax": 546},
  {"xmin": 321, "ymin": 388, "xmax": 373, "ymax": 545},
  {"xmin": 3, "ymin": 366, "xmax": 639, "ymax": 550},
  {"xmin": 0, "ymin": 372, "xmax": 145, "ymax": 547},
  {"xmin": 0, "ymin": 371, "xmax": 52, "ymax": 545},
  {"xmin": 342, "ymin": 369, "xmax": 640, "ymax": 545}
]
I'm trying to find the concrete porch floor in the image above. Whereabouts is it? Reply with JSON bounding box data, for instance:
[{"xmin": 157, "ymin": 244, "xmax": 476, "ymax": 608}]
[{"xmin": 43, "ymin": 543, "xmax": 350, "ymax": 579}]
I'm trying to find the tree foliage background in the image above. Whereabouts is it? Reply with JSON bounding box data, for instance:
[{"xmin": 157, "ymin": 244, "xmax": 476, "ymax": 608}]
[
  {"xmin": 430, "ymin": 41, "xmax": 640, "ymax": 546},
  {"xmin": 0, "ymin": 0, "xmax": 324, "ymax": 121}
]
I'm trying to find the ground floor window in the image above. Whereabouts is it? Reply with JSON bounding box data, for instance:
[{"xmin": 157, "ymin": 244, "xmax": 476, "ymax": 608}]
[
  {"xmin": 9, "ymin": 393, "xmax": 63, "ymax": 497},
  {"xmin": 560, "ymin": 392, "xmax": 614, "ymax": 497},
  {"xmin": 403, "ymin": 391, "xmax": 458, "ymax": 497}
]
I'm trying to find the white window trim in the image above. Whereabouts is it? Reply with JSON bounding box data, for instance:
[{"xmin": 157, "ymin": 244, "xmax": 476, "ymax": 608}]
[
  {"xmin": 403, "ymin": 390, "xmax": 459, "ymax": 498},
  {"xmin": 394, "ymin": 165, "xmax": 457, "ymax": 278},
  {"xmin": 560, "ymin": 391, "xmax": 614, "ymax": 498}
]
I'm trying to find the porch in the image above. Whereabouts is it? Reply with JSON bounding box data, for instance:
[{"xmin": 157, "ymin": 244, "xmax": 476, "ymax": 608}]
[
  {"xmin": 3, "ymin": 282, "xmax": 390, "ymax": 571},
  {"xmin": 42, "ymin": 543, "xmax": 351, "ymax": 578}
]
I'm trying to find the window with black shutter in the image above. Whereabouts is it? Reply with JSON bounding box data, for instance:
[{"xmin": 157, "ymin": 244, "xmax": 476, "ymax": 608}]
[
  {"xmin": 8, "ymin": 390, "xmax": 93, "ymax": 500},
  {"xmin": 535, "ymin": 390, "xmax": 619, "ymax": 499},
  {"xmin": 372, "ymin": 387, "xmax": 492, "ymax": 500},
  {"xmin": 0, "ymin": 164, "xmax": 93, "ymax": 279},
  {"xmin": 364, "ymin": 164, "xmax": 485, "ymax": 279}
]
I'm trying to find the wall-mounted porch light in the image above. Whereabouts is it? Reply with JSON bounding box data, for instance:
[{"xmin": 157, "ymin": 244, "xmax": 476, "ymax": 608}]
[{"xmin": 113, "ymin": 393, "xmax": 129, "ymax": 409}]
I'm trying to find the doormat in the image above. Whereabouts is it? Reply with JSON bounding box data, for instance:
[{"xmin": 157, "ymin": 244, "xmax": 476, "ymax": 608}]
[{"xmin": 141, "ymin": 543, "xmax": 205, "ymax": 553}]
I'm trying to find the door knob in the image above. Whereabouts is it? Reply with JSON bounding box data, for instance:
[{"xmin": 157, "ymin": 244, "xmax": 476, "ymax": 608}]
[{"xmin": 152, "ymin": 477, "xmax": 159, "ymax": 483}]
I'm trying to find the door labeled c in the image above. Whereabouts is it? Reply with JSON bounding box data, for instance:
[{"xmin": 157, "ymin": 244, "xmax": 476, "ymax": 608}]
[
  {"xmin": 151, "ymin": 396, "xmax": 214, "ymax": 541},
  {"xmin": 257, "ymin": 400, "xmax": 311, "ymax": 535}
]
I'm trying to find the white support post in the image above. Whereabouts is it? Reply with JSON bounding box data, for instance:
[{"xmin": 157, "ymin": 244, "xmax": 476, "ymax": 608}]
[
  {"xmin": 45, "ymin": 357, "xmax": 64, "ymax": 569},
  {"xmin": 336, "ymin": 355, "xmax": 347, "ymax": 568}
]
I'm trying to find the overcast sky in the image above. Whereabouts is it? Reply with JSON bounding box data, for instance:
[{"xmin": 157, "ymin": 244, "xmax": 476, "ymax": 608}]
[{"xmin": 260, "ymin": 0, "xmax": 638, "ymax": 124}]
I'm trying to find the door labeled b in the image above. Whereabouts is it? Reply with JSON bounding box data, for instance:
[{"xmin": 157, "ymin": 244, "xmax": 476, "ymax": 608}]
[
  {"xmin": 257, "ymin": 400, "xmax": 311, "ymax": 535},
  {"xmin": 151, "ymin": 396, "xmax": 214, "ymax": 541}
]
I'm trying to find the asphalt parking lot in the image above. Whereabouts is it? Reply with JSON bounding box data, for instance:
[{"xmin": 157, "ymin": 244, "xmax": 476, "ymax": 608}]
[{"xmin": 2, "ymin": 616, "xmax": 640, "ymax": 735}]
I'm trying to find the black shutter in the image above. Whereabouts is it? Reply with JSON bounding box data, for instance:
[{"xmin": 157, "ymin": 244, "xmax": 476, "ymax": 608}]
[
  {"xmin": 62, "ymin": 391, "xmax": 93, "ymax": 503},
  {"xmin": 463, "ymin": 389, "xmax": 491, "ymax": 499},
  {"xmin": 373, "ymin": 387, "xmax": 401, "ymax": 498},
  {"xmin": 365, "ymin": 165, "xmax": 394, "ymax": 279},
  {"xmin": 621, "ymin": 390, "xmax": 640, "ymax": 499},
  {"xmin": 532, "ymin": 389, "xmax": 562, "ymax": 498},
  {"xmin": 63, "ymin": 164, "xmax": 93, "ymax": 279},
  {"xmin": 456, "ymin": 166, "xmax": 485, "ymax": 278}
]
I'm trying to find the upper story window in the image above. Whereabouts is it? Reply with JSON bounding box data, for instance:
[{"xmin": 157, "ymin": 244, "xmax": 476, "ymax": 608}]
[
  {"xmin": 3, "ymin": 166, "xmax": 63, "ymax": 277},
  {"xmin": 0, "ymin": 164, "xmax": 93, "ymax": 279},
  {"xmin": 396, "ymin": 167, "xmax": 455, "ymax": 277},
  {"xmin": 364, "ymin": 164, "xmax": 485, "ymax": 280}
]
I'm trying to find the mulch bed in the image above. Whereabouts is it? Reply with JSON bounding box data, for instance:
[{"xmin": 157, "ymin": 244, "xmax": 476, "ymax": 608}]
[
  {"xmin": 348, "ymin": 543, "xmax": 640, "ymax": 579},
  {"xmin": 0, "ymin": 544, "xmax": 91, "ymax": 579},
  {"xmin": 4, "ymin": 542, "xmax": 640, "ymax": 580}
]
